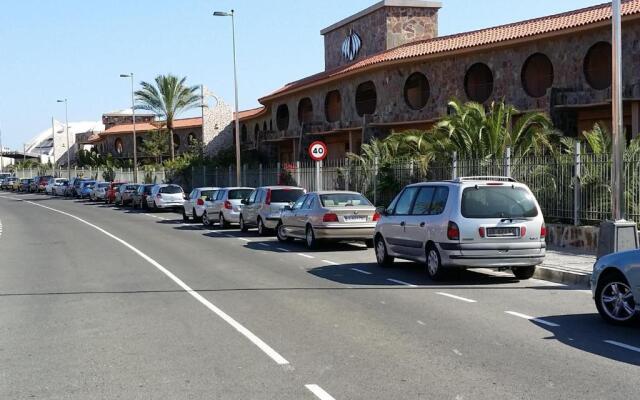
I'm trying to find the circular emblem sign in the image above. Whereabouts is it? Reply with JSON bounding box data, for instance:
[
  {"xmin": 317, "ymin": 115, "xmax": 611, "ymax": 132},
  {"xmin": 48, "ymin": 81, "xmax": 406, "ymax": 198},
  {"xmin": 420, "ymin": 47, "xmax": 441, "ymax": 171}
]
[{"xmin": 308, "ymin": 141, "xmax": 328, "ymax": 162}]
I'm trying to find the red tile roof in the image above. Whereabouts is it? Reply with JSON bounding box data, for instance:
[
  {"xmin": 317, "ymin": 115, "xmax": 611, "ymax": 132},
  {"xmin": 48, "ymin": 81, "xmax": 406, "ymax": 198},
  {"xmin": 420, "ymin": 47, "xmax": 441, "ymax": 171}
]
[
  {"xmin": 101, "ymin": 122, "xmax": 157, "ymax": 136},
  {"xmin": 173, "ymin": 117, "xmax": 203, "ymax": 129},
  {"xmin": 234, "ymin": 107, "xmax": 267, "ymax": 122},
  {"xmin": 260, "ymin": 0, "xmax": 640, "ymax": 102}
]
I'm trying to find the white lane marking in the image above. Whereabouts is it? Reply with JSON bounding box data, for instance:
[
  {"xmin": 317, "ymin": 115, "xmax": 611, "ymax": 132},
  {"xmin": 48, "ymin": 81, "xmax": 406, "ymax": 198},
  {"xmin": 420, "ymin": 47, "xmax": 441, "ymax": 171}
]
[
  {"xmin": 305, "ymin": 384, "xmax": 336, "ymax": 400},
  {"xmin": 322, "ymin": 260, "xmax": 338, "ymax": 265},
  {"xmin": 505, "ymin": 311, "xmax": 560, "ymax": 327},
  {"xmin": 452, "ymin": 349, "xmax": 463, "ymax": 356},
  {"xmin": 387, "ymin": 278, "xmax": 417, "ymax": 287},
  {"xmin": 604, "ymin": 340, "xmax": 640, "ymax": 353},
  {"xmin": 0, "ymin": 219, "xmax": 3, "ymax": 237},
  {"xmin": 351, "ymin": 268, "xmax": 372, "ymax": 275},
  {"xmin": 258, "ymin": 243, "xmax": 270, "ymax": 247},
  {"xmin": 276, "ymin": 247, "xmax": 290, "ymax": 252},
  {"xmin": 417, "ymin": 320, "xmax": 426, "ymax": 326},
  {"xmin": 436, "ymin": 292, "xmax": 477, "ymax": 303},
  {"xmin": 208, "ymin": 230, "xmax": 220, "ymax": 234},
  {"xmin": 237, "ymin": 238, "xmax": 251, "ymax": 242},
  {"xmin": 223, "ymin": 234, "xmax": 234, "ymax": 238},
  {"xmin": 297, "ymin": 253, "xmax": 314, "ymax": 259},
  {"xmin": 576, "ymin": 290, "xmax": 592, "ymax": 295},
  {"xmin": 14, "ymin": 199, "xmax": 290, "ymax": 366}
]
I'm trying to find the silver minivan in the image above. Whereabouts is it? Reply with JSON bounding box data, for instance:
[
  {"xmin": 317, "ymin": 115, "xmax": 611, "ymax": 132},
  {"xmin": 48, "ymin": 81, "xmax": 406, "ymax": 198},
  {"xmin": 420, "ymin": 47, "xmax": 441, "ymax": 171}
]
[
  {"xmin": 374, "ymin": 177, "xmax": 546, "ymax": 280},
  {"xmin": 239, "ymin": 186, "xmax": 306, "ymax": 235}
]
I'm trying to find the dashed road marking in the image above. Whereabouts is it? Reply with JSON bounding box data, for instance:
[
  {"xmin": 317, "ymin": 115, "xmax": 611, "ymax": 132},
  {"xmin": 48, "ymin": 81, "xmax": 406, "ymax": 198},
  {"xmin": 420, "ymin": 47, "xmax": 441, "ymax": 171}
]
[
  {"xmin": 417, "ymin": 320, "xmax": 426, "ymax": 326},
  {"xmin": 297, "ymin": 253, "xmax": 314, "ymax": 259},
  {"xmin": 0, "ymin": 219, "xmax": 3, "ymax": 238},
  {"xmin": 505, "ymin": 311, "xmax": 560, "ymax": 327},
  {"xmin": 237, "ymin": 238, "xmax": 251, "ymax": 242},
  {"xmin": 276, "ymin": 247, "xmax": 290, "ymax": 252},
  {"xmin": 436, "ymin": 292, "xmax": 477, "ymax": 303},
  {"xmin": 387, "ymin": 278, "xmax": 417, "ymax": 287},
  {"xmin": 351, "ymin": 268, "xmax": 372, "ymax": 275},
  {"xmin": 258, "ymin": 243, "xmax": 270, "ymax": 247},
  {"xmin": 322, "ymin": 260, "xmax": 338, "ymax": 265},
  {"xmin": 604, "ymin": 340, "xmax": 640, "ymax": 353},
  {"xmin": 305, "ymin": 384, "xmax": 336, "ymax": 400}
]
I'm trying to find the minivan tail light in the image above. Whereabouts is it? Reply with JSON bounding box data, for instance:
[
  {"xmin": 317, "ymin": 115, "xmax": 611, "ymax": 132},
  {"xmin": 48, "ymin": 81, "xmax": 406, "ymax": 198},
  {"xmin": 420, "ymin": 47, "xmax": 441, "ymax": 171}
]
[
  {"xmin": 323, "ymin": 213, "xmax": 339, "ymax": 222},
  {"xmin": 478, "ymin": 227, "xmax": 485, "ymax": 238},
  {"xmin": 447, "ymin": 221, "xmax": 460, "ymax": 241},
  {"xmin": 224, "ymin": 200, "xmax": 233, "ymax": 210},
  {"xmin": 520, "ymin": 226, "xmax": 527, "ymax": 237},
  {"xmin": 372, "ymin": 212, "xmax": 380, "ymax": 222},
  {"xmin": 196, "ymin": 198, "xmax": 204, "ymax": 206},
  {"xmin": 540, "ymin": 223, "xmax": 547, "ymax": 239},
  {"xmin": 265, "ymin": 189, "xmax": 272, "ymax": 205}
]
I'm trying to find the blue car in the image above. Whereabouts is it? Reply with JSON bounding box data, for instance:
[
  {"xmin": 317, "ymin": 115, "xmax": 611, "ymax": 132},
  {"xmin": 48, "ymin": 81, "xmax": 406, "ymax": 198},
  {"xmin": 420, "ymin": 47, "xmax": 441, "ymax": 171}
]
[
  {"xmin": 78, "ymin": 180, "xmax": 96, "ymax": 199},
  {"xmin": 592, "ymin": 249, "xmax": 640, "ymax": 325}
]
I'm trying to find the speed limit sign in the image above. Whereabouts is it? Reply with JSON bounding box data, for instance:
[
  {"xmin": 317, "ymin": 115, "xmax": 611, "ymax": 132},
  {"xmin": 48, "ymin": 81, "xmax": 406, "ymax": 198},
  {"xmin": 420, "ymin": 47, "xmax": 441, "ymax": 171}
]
[{"xmin": 308, "ymin": 141, "xmax": 328, "ymax": 161}]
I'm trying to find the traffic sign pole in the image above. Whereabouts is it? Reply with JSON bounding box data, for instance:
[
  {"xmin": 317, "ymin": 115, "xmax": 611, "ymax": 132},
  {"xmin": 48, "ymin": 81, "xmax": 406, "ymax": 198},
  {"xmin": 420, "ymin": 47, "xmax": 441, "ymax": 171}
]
[{"xmin": 308, "ymin": 141, "xmax": 328, "ymax": 192}]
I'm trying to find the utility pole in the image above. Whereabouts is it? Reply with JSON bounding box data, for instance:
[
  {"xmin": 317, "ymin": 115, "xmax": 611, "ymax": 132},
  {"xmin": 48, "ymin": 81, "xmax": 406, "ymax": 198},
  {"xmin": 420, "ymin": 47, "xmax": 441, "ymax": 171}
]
[
  {"xmin": 0, "ymin": 123, "xmax": 4, "ymax": 173},
  {"xmin": 120, "ymin": 73, "xmax": 137, "ymax": 182}
]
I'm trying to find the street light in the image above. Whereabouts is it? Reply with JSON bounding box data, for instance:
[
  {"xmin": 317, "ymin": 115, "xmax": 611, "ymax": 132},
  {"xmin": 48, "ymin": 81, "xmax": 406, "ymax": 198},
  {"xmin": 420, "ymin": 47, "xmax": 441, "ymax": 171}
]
[
  {"xmin": 214, "ymin": 9, "xmax": 242, "ymax": 186},
  {"xmin": 56, "ymin": 98, "xmax": 71, "ymax": 179},
  {"xmin": 120, "ymin": 73, "xmax": 138, "ymax": 183},
  {"xmin": 0, "ymin": 122, "xmax": 4, "ymax": 173}
]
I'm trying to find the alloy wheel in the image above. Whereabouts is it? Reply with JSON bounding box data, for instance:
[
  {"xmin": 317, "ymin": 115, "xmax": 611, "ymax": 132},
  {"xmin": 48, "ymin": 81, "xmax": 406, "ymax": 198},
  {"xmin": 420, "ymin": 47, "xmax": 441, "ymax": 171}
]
[
  {"xmin": 600, "ymin": 281, "xmax": 636, "ymax": 322},
  {"xmin": 202, "ymin": 212, "xmax": 210, "ymax": 226},
  {"xmin": 375, "ymin": 240, "xmax": 386, "ymax": 264},
  {"xmin": 427, "ymin": 249, "xmax": 440, "ymax": 277}
]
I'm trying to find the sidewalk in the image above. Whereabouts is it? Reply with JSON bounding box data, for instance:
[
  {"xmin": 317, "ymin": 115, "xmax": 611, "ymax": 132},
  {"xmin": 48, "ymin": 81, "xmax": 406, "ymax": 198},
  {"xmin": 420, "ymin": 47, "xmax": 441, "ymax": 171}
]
[{"xmin": 534, "ymin": 246, "xmax": 595, "ymax": 287}]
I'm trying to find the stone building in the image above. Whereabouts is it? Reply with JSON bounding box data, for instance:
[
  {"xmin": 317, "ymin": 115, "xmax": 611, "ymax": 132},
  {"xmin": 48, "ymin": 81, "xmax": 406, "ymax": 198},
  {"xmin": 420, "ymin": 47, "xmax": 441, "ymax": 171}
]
[{"xmin": 238, "ymin": 0, "xmax": 640, "ymax": 164}]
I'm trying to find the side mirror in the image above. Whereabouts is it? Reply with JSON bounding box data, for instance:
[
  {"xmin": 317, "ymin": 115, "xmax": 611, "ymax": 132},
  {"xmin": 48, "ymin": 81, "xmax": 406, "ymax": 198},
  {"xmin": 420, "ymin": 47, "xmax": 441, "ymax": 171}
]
[{"xmin": 375, "ymin": 206, "xmax": 388, "ymax": 216}]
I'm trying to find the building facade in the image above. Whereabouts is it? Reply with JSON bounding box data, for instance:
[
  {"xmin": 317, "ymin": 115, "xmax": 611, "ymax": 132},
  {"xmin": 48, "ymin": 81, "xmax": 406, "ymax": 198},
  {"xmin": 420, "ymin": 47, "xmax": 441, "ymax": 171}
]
[{"xmin": 238, "ymin": 0, "xmax": 640, "ymax": 164}]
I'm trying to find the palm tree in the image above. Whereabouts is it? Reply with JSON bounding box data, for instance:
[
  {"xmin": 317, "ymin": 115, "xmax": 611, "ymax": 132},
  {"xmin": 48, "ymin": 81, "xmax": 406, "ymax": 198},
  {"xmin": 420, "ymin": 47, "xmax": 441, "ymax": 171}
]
[{"xmin": 135, "ymin": 74, "xmax": 201, "ymax": 161}]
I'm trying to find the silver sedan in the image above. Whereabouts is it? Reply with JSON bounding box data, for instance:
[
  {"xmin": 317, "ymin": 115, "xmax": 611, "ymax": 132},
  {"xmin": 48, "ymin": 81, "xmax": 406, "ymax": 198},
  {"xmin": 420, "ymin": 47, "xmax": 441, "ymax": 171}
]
[
  {"xmin": 276, "ymin": 191, "xmax": 377, "ymax": 249},
  {"xmin": 592, "ymin": 248, "xmax": 640, "ymax": 325}
]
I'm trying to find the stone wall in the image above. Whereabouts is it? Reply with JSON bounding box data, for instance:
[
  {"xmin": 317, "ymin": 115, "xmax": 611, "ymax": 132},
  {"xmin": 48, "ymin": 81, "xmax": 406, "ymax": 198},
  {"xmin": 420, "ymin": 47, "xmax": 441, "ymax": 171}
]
[
  {"xmin": 201, "ymin": 87, "xmax": 234, "ymax": 157},
  {"xmin": 385, "ymin": 7, "xmax": 438, "ymax": 50}
]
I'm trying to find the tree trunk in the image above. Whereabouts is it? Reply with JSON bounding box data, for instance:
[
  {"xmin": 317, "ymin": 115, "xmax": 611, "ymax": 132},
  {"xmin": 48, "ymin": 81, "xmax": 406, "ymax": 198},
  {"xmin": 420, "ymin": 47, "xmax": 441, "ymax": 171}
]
[{"xmin": 169, "ymin": 126, "xmax": 175, "ymax": 161}]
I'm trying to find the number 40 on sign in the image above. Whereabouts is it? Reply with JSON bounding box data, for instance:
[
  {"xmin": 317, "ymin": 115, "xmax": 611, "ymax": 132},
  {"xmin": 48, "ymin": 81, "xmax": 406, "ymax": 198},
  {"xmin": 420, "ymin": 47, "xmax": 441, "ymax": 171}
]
[{"xmin": 308, "ymin": 141, "xmax": 328, "ymax": 162}]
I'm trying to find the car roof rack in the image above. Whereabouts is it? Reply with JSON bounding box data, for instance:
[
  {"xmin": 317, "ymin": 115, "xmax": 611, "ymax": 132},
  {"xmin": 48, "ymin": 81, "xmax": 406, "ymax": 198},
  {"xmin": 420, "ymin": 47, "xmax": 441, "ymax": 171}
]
[{"xmin": 455, "ymin": 176, "xmax": 518, "ymax": 183}]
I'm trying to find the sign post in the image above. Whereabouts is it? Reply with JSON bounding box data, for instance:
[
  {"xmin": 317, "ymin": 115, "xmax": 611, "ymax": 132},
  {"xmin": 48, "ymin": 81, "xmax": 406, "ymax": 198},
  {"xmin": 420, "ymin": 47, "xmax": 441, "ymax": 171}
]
[{"xmin": 308, "ymin": 141, "xmax": 328, "ymax": 192}]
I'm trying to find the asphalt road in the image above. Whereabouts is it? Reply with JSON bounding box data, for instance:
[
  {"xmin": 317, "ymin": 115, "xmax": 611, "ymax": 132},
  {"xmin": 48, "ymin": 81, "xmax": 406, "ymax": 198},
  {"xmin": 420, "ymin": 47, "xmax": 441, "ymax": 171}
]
[{"xmin": 0, "ymin": 192, "xmax": 638, "ymax": 399}]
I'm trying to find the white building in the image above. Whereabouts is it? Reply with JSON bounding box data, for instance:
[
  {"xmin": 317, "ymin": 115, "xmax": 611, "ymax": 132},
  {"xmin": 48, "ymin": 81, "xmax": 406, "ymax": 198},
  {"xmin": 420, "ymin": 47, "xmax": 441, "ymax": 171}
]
[{"xmin": 25, "ymin": 120, "xmax": 104, "ymax": 165}]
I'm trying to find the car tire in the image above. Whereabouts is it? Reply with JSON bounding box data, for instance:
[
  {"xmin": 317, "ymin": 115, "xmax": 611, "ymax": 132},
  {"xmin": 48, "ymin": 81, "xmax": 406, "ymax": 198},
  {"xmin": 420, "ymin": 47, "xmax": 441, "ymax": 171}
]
[
  {"xmin": 512, "ymin": 266, "xmax": 536, "ymax": 280},
  {"xmin": 193, "ymin": 209, "xmax": 202, "ymax": 223},
  {"xmin": 202, "ymin": 211, "xmax": 211, "ymax": 227},
  {"xmin": 375, "ymin": 236, "xmax": 394, "ymax": 267},
  {"xmin": 305, "ymin": 225, "xmax": 317, "ymax": 249},
  {"xmin": 276, "ymin": 222, "xmax": 293, "ymax": 243},
  {"xmin": 182, "ymin": 208, "xmax": 190, "ymax": 222},
  {"xmin": 239, "ymin": 215, "xmax": 249, "ymax": 233},
  {"xmin": 365, "ymin": 239, "xmax": 374, "ymax": 248},
  {"xmin": 257, "ymin": 218, "xmax": 268, "ymax": 236},
  {"xmin": 220, "ymin": 213, "xmax": 230, "ymax": 229},
  {"xmin": 595, "ymin": 273, "xmax": 638, "ymax": 326},
  {"xmin": 426, "ymin": 244, "xmax": 446, "ymax": 281}
]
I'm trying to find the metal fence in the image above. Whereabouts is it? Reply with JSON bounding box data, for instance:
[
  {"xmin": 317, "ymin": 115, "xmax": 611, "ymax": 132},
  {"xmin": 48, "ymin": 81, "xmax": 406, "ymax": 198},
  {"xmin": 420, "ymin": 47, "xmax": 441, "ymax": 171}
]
[{"xmin": 13, "ymin": 166, "xmax": 169, "ymax": 185}]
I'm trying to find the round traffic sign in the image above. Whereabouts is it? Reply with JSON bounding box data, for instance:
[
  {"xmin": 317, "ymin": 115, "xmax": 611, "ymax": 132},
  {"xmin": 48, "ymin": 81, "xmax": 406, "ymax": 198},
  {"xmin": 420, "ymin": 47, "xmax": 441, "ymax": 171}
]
[{"xmin": 308, "ymin": 141, "xmax": 328, "ymax": 161}]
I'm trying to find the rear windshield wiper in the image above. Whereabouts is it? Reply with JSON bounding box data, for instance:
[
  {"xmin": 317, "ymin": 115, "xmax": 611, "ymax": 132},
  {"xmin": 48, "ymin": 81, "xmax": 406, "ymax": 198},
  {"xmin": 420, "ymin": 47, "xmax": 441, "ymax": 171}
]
[{"xmin": 500, "ymin": 217, "xmax": 533, "ymax": 222}]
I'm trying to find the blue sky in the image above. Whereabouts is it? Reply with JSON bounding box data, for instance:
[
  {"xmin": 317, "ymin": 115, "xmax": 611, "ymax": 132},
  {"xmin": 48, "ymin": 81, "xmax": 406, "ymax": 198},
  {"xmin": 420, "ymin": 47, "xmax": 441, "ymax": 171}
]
[{"xmin": 0, "ymin": 0, "xmax": 605, "ymax": 149}]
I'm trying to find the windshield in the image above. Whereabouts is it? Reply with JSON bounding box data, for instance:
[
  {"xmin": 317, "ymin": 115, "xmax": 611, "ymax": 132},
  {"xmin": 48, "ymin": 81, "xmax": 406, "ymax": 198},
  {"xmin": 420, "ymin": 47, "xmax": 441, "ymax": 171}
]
[
  {"xmin": 461, "ymin": 186, "xmax": 539, "ymax": 219},
  {"xmin": 144, "ymin": 186, "xmax": 154, "ymax": 194},
  {"xmin": 320, "ymin": 193, "xmax": 372, "ymax": 207},
  {"xmin": 160, "ymin": 185, "xmax": 183, "ymax": 194},
  {"xmin": 270, "ymin": 189, "xmax": 305, "ymax": 203},
  {"xmin": 228, "ymin": 189, "xmax": 253, "ymax": 200}
]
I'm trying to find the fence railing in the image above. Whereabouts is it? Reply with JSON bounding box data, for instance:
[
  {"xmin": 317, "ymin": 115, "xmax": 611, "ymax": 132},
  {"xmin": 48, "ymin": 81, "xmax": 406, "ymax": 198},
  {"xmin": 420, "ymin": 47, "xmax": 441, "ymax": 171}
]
[{"xmin": 13, "ymin": 166, "xmax": 169, "ymax": 185}]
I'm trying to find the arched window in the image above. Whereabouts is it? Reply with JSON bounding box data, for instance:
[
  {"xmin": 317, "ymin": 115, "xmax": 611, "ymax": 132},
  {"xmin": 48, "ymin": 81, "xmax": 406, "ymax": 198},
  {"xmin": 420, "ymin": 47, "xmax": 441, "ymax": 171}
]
[
  {"xmin": 254, "ymin": 124, "xmax": 260, "ymax": 142},
  {"xmin": 269, "ymin": 120, "xmax": 273, "ymax": 131},
  {"xmin": 276, "ymin": 104, "xmax": 290, "ymax": 131},
  {"xmin": 263, "ymin": 121, "xmax": 267, "ymax": 132},
  {"xmin": 584, "ymin": 42, "xmax": 612, "ymax": 90},
  {"xmin": 114, "ymin": 138, "xmax": 123, "ymax": 154},
  {"xmin": 298, "ymin": 97, "xmax": 313, "ymax": 125},
  {"xmin": 464, "ymin": 63, "xmax": 494, "ymax": 103},
  {"xmin": 173, "ymin": 134, "xmax": 180, "ymax": 150},
  {"xmin": 404, "ymin": 72, "xmax": 430, "ymax": 110},
  {"xmin": 521, "ymin": 53, "xmax": 554, "ymax": 98},
  {"xmin": 241, "ymin": 124, "xmax": 248, "ymax": 142},
  {"xmin": 325, "ymin": 90, "xmax": 342, "ymax": 122},
  {"xmin": 355, "ymin": 81, "xmax": 377, "ymax": 116}
]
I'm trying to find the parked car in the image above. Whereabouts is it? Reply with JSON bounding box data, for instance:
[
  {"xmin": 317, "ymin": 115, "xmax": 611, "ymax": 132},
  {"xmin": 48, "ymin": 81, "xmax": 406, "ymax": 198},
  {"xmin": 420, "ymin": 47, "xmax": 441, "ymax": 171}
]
[
  {"xmin": 29, "ymin": 176, "xmax": 41, "ymax": 192},
  {"xmin": 45, "ymin": 178, "xmax": 68, "ymax": 195},
  {"xmin": 202, "ymin": 187, "xmax": 253, "ymax": 228},
  {"xmin": 90, "ymin": 182, "xmax": 110, "ymax": 201},
  {"xmin": 373, "ymin": 176, "xmax": 546, "ymax": 280},
  {"xmin": 183, "ymin": 187, "xmax": 220, "ymax": 222},
  {"xmin": 2, "ymin": 177, "xmax": 19, "ymax": 190},
  {"xmin": 132, "ymin": 184, "xmax": 155, "ymax": 209},
  {"xmin": 35, "ymin": 175, "xmax": 54, "ymax": 192},
  {"xmin": 592, "ymin": 249, "xmax": 640, "ymax": 325},
  {"xmin": 239, "ymin": 186, "xmax": 306, "ymax": 235},
  {"xmin": 115, "ymin": 184, "xmax": 139, "ymax": 206},
  {"xmin": 11, "ymin": 177, "xmax": 22, "ymax": 191},
  {"xmin": 0, "ymin": 172, "xmax": 11, "ymax": 182},
  {"xmin": 105, "ymin": 182, "xmax": 127, "ymax": 204},
  {"xmin": 276, "ymin": 191, "xmax": 377, "ymax": 248},
  {"xmin": 19, "ymin": 178, "xmax": 33, "ymax": 192},
  {"xmin": 78, "ymin": 180, "xmax": 97, "ymax": 199},
  {"xmin": 147, "ymin": 184, "xmax": 185, "ymax": 211}
]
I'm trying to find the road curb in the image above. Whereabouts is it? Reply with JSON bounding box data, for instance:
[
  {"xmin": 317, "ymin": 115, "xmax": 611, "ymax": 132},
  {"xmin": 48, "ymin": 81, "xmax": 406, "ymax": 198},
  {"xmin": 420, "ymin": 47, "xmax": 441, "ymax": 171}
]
[{"xmin": 534, "ymin": 265, "xmax": 591, "ymax": 287}]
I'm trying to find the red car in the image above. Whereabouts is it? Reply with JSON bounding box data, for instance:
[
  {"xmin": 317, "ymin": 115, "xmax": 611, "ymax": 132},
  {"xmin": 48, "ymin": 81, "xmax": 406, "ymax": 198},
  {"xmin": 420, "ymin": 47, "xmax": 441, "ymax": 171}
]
[{"xmin": 105, "ymin": 181, "xmax": 127, "ymax": 204}]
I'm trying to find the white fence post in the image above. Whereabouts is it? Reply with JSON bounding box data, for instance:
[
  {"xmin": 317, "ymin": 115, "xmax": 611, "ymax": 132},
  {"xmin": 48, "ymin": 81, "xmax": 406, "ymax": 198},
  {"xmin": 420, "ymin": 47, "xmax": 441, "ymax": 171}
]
[
  {"xmin": 574, "ymin": 142, "xmax": 581, "ymax": 226},
  {"xmin": 504, "ymin": 147, "xmax": 511, "ymax": 178},
  {"xmin": 295, "ymin": 161, "xmax": 301, "ymax": 187},
  {"xmin": 452, "ymin": 151, "xmax": 458, "ymax": 180},
  {"xmin": 373, "ymin": 156, "xmax": 379, "ymax": 206}
]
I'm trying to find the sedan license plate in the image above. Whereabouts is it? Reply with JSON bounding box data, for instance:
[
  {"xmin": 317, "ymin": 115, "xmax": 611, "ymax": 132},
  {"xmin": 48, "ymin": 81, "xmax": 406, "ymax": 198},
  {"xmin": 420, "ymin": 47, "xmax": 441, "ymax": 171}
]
[
  {"xmin": 344, "ymin": 215, "xmax": 367, "ymax": 223},
  {"xmin": 486, "ymin": 227, "xmax": 519, "ymax": 237}
]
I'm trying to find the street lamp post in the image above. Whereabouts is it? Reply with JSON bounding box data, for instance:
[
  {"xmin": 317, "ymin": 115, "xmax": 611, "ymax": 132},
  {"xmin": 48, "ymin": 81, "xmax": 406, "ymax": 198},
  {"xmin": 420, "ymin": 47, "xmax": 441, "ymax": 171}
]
[
  {"xmin": 56, "ymin": 99, "xmax": 71, "ymax": 179},
  {"xmin": 0, "ymin": 123, "xmax": 4, "ymax": 173},
  {"xmin": 120, "ymin": 73, "xmax": 138, "ymax": 183},
  {"xmin": 611, "ymin": 0, "xmax": 624, "ymax": 221},
  {"xmin": 214, "ymin": 9, "xmax": 241, "ymax": 186}
]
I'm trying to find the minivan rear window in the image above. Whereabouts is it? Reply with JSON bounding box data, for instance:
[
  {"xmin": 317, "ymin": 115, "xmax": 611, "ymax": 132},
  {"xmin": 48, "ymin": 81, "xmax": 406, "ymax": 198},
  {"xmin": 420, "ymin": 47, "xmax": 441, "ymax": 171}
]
[
  {"xmin": 461, "ymin": 186, "xmax": 538, "ymax": 219},
  {"xmin": 228, "ymin": 189, "xmax": 253, "ymax": 200},
  {"xmin": 160, "ymin": 185, "xmax": 183, "ymax": 194},
  {"xmin": 270, "ymin": 189, "xmax": 305, "ymax": 203}
]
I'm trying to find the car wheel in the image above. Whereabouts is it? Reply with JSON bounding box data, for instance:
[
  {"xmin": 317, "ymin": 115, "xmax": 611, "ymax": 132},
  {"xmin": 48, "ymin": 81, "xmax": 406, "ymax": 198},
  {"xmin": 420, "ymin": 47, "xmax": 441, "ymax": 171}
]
[
  {"xmin": 182, "ymin": 208, "xmax": 190, "ymax": 222},
  {"xmin": 375, "ymin": 236, "xmax": 394, "ymax": 267},
  {"xmin": 239, "ymin": 215, "xmax": 249, "ymax": 232},
  {"xmin": 426, "ymin": 245, "xmax": 445, "ymax": 280},
  {"xmin": 512, "ymin": 266, "xmax": 536, "ymax": 280},
  {"xmin": 276, "ymin": 222, "xmax": 293, "ymax": 243},
  {"xmin": 202, "ymin": 211, "xmax": 211, "ymax": 227},
  {"xmin": 305, "ymin": 225, "xmax": 317, "ymax": 249},
  {"xmin": 193, "ymin": 209, "xmax": 202, "ymax": 223},
  {"xmin": 365, "ymin": 239, "xmax": 374, "ymax": 248},
  {"xmin": 220, "ymin": 213, "xmax": 230, "ymax": 229},
  {"xmin": 257, "ymin": 218, "xmax": 267, "ymax": 236},
  {"xmin": 595, "ymin": 274, "xmax": 638, "ymax": 326}
]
